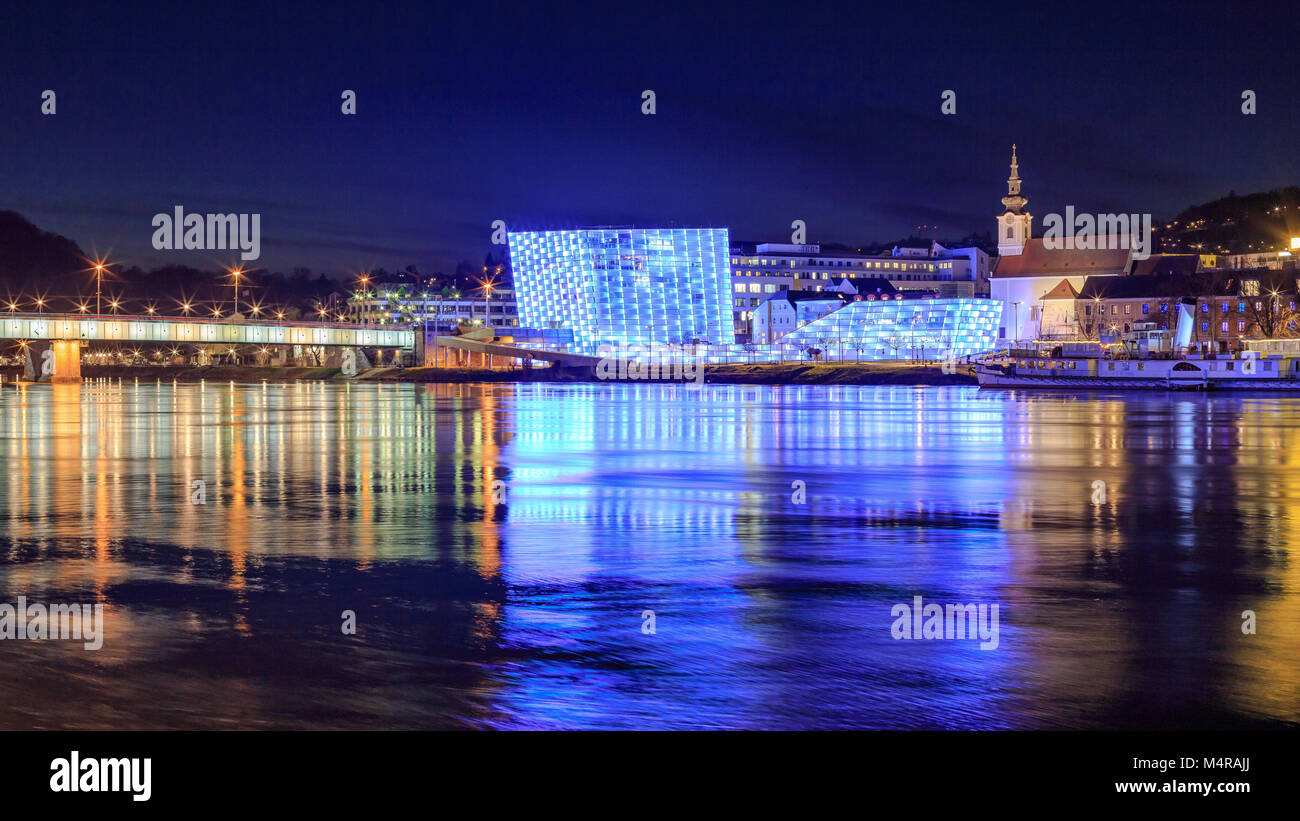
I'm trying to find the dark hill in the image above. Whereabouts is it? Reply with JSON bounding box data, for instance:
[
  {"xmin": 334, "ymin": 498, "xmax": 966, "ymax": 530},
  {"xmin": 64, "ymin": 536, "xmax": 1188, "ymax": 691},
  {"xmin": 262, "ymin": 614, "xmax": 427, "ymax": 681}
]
[
  {"xmin": 0, "ymin": 210, "xmax": 89, "ymax": 294},
  {"xmin": 1153, "ymin": 187, "xmax": 1300, "ymax": 256}
]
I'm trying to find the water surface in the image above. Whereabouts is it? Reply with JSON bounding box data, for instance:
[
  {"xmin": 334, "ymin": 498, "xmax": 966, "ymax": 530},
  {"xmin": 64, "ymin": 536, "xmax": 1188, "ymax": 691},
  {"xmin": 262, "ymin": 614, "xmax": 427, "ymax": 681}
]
[{"xmin": 1, "ymin": 380, "xmax": 1297, "ymax": 729}]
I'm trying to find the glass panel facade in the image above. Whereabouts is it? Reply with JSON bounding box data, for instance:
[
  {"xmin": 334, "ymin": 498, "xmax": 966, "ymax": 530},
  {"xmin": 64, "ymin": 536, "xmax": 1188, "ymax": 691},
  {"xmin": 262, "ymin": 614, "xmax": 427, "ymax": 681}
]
[
  {"xmin": 509, "ymin": 228, "xmax": 735, "ymax": 350},
  {"xmin": 775, "ymin": 298, "xmax": 1003, "ymax": 359}
]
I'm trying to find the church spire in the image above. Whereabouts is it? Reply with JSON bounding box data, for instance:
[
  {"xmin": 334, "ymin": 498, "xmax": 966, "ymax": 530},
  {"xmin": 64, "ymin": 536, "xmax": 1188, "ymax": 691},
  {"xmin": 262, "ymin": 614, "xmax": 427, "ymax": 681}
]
[
  {"xmin": 997, "ymin": 144, "xmax": 1031, "ymax": 256},
  {"xmin": 1002, "ymin": 143, "xmax": 1026, "ymax": 213}
]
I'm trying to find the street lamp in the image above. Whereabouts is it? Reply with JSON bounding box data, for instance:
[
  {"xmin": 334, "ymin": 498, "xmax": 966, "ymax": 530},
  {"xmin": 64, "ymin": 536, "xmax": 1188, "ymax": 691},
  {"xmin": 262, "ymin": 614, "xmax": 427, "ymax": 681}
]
[
  {"xmin": 226, "ymin": 264, "xmax": 246, "ymax": 317},
  {"xmin": 357, "ymin": 274, "xmax": 372, "ymax": 326},
  {"xmin": 475, "ymin": 274, "xmax": 498, "ymax": 328},
  {"xmin": 84, "ymin": 255, "xmax": 115, "ymax": 315}
]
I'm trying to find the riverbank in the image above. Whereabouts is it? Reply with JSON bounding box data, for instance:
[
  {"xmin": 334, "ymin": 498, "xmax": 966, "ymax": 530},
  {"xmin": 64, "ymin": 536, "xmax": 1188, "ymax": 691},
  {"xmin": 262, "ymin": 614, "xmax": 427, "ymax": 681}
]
[
  {"xmin": 378, "ymin": 361, "xmax": 976, "ymax": 385},
  {"xmin": 2, "ymin": 362, "xmax": 977, "ymax": 386}
]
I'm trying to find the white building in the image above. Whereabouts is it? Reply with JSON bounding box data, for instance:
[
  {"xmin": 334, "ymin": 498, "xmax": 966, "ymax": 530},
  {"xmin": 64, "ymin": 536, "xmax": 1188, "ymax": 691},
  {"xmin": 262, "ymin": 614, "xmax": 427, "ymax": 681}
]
[
  {"xmin": 988, "ymin": 146, "xmax": 1131, "ymax": 342},
  {"xmin": 730, "ymin": 241, "xmax": 989, "ymax": 341},
  {"xmin": 750, "ymin": 291, "xmax": 847, "ymax": 344},
  {"xmin": 348, "ymin": 288, "xmax": 519, "ymax": 332}
]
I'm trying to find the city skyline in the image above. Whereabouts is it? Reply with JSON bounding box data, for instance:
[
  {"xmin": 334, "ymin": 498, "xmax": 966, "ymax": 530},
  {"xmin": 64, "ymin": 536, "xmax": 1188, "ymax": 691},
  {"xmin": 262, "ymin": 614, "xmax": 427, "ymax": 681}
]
[{"xmin": 3, "ymin": 1, "xmax": 1300, "ymax": 274}]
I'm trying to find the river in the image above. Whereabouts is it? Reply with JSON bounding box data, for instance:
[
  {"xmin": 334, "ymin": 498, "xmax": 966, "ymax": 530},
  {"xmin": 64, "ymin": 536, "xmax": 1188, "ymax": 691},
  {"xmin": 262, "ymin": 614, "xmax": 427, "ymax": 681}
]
[{"xmin": 1, "ymin": 380, "xmax": 1296, "ymax": 729}]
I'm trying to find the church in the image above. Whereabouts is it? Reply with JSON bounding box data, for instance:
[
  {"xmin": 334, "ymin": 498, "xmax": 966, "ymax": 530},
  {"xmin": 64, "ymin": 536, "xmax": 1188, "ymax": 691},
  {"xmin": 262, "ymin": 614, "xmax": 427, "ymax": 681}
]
[{"xmin": 988, "ymin": 146, "xmax": 1132, "ymax": 342}]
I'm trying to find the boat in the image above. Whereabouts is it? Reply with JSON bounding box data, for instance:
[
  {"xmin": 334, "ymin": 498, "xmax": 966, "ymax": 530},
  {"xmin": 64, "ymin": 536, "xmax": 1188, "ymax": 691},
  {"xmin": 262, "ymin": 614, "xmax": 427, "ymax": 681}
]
[
  {"xmin": 974, "ymin": 352, "xmax": 1299, "ymax": 390},
  {"xmin": 976, "ymin": 303, "xmax": 1300, "ymax": 391}
]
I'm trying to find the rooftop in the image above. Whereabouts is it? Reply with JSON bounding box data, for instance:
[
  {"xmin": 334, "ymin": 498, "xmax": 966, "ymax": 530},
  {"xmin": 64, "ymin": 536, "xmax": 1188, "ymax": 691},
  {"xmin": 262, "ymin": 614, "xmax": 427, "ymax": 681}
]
[{"xmin": 992, "ymin": 238, "xmax": 1131, "ymax": 278}]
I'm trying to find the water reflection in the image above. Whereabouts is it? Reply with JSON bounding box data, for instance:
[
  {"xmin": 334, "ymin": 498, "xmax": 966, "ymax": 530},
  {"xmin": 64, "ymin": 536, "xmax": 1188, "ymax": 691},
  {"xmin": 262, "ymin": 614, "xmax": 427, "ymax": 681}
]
[{"xmin": 0, "ymin": 381, "xmax": 1296, "ymax": 728}]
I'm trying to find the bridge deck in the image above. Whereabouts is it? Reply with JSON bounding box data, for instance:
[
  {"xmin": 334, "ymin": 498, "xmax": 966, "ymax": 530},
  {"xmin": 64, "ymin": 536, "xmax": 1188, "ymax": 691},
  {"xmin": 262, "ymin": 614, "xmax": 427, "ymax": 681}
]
[
  {"xmin": 0, "ymin": 313, "xmax": 414, "ymax": 348},
  {"xmin": 430, "ymin": 335, "xmax": 602, "ymax": 366}
]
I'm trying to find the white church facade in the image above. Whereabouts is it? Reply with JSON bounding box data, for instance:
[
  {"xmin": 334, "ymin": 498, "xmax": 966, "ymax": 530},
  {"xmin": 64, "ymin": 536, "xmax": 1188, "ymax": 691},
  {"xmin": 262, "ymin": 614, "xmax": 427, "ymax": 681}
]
[{"xmin": 988, "ymin": 146, "xmax": 1132, "ymax": 342}]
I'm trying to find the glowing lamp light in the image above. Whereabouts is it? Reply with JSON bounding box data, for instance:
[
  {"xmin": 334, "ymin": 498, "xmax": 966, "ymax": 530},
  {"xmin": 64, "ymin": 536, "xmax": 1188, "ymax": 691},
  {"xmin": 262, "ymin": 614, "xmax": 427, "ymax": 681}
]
[{"xmin": 1291, "ymin": 237, "xmax": 1300, "ymax": 250}]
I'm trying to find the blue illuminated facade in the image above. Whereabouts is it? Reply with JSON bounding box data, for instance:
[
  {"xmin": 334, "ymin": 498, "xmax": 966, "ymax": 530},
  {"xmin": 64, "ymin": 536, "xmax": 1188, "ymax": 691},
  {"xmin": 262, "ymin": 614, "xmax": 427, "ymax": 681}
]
[
  {"xmin": 776, "ymin": 297, "xmax": 1003, "ymax": 359},
  {"xmin": 509, "ymin": 228, "xmax": 735, "ymax": 350}
]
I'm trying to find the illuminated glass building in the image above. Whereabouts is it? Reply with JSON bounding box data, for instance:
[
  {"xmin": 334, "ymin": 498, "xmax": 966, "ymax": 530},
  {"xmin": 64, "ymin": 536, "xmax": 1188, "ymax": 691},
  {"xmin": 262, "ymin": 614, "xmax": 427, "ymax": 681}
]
[
  {"xmin": 509, "ymin": 228, "xmax": 735, "ymax": 350},
  {"xmin": 776, "ymin": 297, "xmax": 1003, "ymax": 359}
]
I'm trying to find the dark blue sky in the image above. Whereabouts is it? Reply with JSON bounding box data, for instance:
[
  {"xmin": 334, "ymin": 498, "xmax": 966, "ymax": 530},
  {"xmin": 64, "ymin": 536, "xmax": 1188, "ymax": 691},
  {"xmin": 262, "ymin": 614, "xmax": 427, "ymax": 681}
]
[{"xmin": 2, "ymin": 0, "xmax": 1298, "ymax": 274}]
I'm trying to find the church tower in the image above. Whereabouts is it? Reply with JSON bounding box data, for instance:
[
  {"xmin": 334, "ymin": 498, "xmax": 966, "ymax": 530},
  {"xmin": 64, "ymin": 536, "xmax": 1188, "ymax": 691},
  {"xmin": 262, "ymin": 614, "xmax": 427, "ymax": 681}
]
[{"xmin": 997, "ymin": 144, "xmax": 1032, "ymax": 256}]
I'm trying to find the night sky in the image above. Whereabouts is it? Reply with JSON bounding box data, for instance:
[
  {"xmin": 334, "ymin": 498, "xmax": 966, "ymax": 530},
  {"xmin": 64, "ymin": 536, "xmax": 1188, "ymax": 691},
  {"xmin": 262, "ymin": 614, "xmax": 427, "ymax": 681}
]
[{"xmin": 2, "ymin": 0, "xmax": 1298, "ymax": 274}]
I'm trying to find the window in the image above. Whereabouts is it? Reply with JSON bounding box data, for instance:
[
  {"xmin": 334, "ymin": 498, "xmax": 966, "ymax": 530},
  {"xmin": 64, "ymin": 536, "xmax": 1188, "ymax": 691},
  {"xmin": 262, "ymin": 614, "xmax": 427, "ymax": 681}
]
[
  {"xmin": 1142, "ymin": 304, "xmax": 1149, "ymax": 314},
  {"xmin": 1221, "ymin": 303, "xmax": 1229, "ymax": 313},
  {"xmin": 1238, "ymin": 321, "xmax": 1246, "ymax": 332},
  {"xmin": 1160, "ymin": 304, "xmax": 1168, "ymax": 313},
  {"xmin": 1221, "ymin": 322, "xmax": 1229, "ymax": 333},
  {"xmin": 1124, "ymin": 304, "xmax": 1131, "ymax": 315},
  {"xmin": 1201, "ymin": 321, "xmax": 1208, "ymax": 331},
  {"xmin": 1201, "ymin": 303, "xmax": 1208, "ymax": 313}
]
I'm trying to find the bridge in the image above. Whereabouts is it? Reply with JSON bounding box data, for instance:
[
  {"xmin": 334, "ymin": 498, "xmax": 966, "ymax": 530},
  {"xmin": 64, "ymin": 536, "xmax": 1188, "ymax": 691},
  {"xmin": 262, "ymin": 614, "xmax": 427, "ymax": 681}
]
[
  {"xmin": 2, "ymin": 313, "xmax": 416, "ymax": 383},
  {"xmin": 426, "ymin": 332, "xmax": 603, "ymax": 369}
]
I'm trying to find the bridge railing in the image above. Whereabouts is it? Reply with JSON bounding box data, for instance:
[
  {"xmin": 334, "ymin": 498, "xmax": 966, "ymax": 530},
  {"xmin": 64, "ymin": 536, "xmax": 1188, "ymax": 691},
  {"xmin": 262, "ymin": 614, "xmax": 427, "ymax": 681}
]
[{"xmin": 0, "ymin": 313, "xmax": 415, "ymax": 349}]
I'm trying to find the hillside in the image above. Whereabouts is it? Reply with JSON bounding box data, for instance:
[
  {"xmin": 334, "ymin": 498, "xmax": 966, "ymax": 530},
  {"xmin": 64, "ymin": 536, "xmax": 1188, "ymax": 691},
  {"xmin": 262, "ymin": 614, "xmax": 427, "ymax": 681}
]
[
  {"xmin": 0, "ymin": 210, "xmax": 89, "ymax": 294},
  {"xmin": 1153, "ymin": 187, "xmax": 1300, "ymax": 255}
]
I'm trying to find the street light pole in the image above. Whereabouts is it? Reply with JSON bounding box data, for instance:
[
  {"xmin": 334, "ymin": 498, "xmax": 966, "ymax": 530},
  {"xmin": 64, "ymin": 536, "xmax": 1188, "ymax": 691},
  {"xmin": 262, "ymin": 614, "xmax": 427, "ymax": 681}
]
[{"xmin": 229, "ymin": 266, "xmax": 244, "ymax": 318}]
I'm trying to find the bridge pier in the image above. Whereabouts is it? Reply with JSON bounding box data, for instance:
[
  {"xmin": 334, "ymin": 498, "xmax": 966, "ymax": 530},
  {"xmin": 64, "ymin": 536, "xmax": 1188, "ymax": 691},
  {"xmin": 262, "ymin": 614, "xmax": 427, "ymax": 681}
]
[
  {"xmin": 23, "ymin": 340, "xmax": 82, "ymax": 383},
  {"xmin": 323, "ymin": 347, "xmax": 372, "ymax": 376}
]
